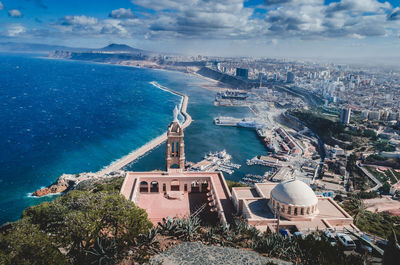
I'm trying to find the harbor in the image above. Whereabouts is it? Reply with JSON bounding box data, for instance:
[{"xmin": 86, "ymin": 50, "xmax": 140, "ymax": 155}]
[
  {"xmin": 189, "ymin": 150, "xmax": 241, "ymax": 175},
  {"xmin": 214, "ymin": 116, "xmax": 264, "ymax": 129}
]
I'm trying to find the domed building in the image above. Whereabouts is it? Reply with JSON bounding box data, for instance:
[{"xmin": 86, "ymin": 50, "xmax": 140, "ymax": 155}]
[
  {"xmin": 232, "ymin": 178, "xmax": 356, "ymax": 233},
  {"xmin": 269, "ymin": 179, "xmax": 319, "ymax": 220}
]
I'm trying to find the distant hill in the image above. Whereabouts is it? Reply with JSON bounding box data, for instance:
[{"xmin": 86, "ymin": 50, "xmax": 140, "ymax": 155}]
[
  {"xmin": 98, "ymin": 43, "xmax": 152, "ymax": 54},
  {"xmin": 0, "ymin": 42, "xmax": 153, "ymax": 55}
]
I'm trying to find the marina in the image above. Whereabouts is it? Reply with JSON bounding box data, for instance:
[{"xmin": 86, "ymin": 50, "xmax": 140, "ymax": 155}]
[
  {"xmin": 240, "ymin": 172, "xmax": 273, "ymax": 186},
  {"xmin": 214, "ymin": 116, "xmax": 263, "ymax": 129},
  {"xmin": 190, "ymin": 150, "xmax": 241, "ymax": 175}
]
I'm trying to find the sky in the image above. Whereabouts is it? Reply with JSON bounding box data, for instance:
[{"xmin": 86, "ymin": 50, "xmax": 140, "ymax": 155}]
[{"xmin": 0, "ymin": 0, "xmax": 399, "ymax": 59}]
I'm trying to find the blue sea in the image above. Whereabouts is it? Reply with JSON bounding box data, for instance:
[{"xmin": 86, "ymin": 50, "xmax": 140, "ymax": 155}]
[{"xmin": 0, "ymin": 54, "xmax": 268, "ymax": 224}]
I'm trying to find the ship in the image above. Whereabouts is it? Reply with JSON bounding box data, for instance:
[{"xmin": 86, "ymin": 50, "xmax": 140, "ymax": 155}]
[
  {"xmin": 237, "ymin": 118, "xmax": 263, "ymax": 129},
  {"xmin": 216, "ymin": 90, "xmax": 248, "ymax": 101}
]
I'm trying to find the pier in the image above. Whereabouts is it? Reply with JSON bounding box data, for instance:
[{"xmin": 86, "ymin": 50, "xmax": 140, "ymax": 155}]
[{"xmin": 98, "ymin": 83, "xmax": 192, "ymax": 175}]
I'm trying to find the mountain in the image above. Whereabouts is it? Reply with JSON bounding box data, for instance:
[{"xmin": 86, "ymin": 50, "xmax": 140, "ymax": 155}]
[
  {"xmin": 0, "ymin": 42, "xmax": 152, "ymax": 55},
  {"xmin": 98, "ymin": 43, "xmax": 152, "ymax": 54}
]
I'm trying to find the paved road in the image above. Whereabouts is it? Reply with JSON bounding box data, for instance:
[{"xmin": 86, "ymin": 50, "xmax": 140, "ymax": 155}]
[{"xmin": 356, "ymin": 162, "xmax": 383, "ymax": 191}]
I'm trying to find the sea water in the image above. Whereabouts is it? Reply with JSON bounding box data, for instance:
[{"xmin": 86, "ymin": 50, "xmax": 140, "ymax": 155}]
[{"xmin": 0, "ymin": 54, "xmax": 268, "ymax": 224}]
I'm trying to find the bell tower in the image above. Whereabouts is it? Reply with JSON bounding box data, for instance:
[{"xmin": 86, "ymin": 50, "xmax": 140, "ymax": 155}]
[{"xmin": 166, "ymin": 106, "xmax": 185, "ymax": 171}]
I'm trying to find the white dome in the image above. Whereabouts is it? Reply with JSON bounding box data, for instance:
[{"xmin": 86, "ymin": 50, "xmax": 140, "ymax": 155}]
[{"xmin": 271, "ymin": 179, "xmax": 318, "ymax": 207}]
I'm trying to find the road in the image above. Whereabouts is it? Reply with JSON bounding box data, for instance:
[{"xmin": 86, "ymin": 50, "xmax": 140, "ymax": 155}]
[{"xmin": 356, "ymin": 161, "xmax": 383, "ymax": 191}]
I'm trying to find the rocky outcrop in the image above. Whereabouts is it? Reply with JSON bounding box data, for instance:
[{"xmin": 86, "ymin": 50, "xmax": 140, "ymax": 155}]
[
  {"xmin": 32, "ymin": 171, "xmax": 126, "ymax": 197},
  {"xmin": 32, "ymin": 174, "xmax": 75, "ymax": 197}
]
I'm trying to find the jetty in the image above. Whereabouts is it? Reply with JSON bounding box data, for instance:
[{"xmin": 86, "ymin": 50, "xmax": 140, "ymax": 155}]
[{"xmin": 98, "ymin": 83, "xmax": 192, "ymax": 175}]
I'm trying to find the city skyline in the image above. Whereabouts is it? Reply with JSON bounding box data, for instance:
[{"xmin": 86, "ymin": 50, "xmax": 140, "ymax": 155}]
[{"xmin": 0, "ymin": 0, "xmax": 399, "ymax": 60}]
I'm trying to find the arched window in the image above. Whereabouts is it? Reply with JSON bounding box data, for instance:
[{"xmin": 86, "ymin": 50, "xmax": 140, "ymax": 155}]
[
  {"xmin": 163, "ymin": 183, "xmax": 166, "ymax": 192},
  {"xmin": 150, "ymin": 181, "xmax": 159, "ymax": 192},
  {"xmin": 191, "ymin": 181, "xmax": 200, "ymax": 193},
  {"xmin": 287, "ymin": 206, "xmax": 291, "ymax": 214},
  {"xmin": 201, "ymin": 181, "xmax": 208, "ymax": 191},
  {"xmin": 171, "ymin": 179, "xmax": 180, "ymax": 191},
  {"xmin": 300, "ymin": 208, "xmax": 304, "ymax": 215},
  {"xmin": 140, "ymin": 181, "xmax": 149, "ymax": 193},
  {"xmin": 294, "ymin": 208, "xmax": 298, "ymax": 216}
]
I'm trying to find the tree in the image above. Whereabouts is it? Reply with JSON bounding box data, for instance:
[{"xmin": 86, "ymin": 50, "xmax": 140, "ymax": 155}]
[
  {"xmin": 21, "ymin": 190, "xmax": 152, "ymax": 263},
  {"xmin": 383, "ymin": 229, "xmax": 400, "ymax": 265},
  {"xmin": 0, "ymin": 219, "xmax": 69, "ymax": 265}
]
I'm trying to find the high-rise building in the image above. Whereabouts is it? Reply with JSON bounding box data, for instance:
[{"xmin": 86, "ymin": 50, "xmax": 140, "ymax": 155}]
[
  {"xmin": 339, "ymin": 108, "xmax": 351, "ymax": 124},
  {"xmin": 368, "ymin": 110, "xmax": 381, "ymax": 121},
  {"xmin": 286, "ymin": 71, "xmax": 295, "ymax": 83},
  {"xmin": 236, "ymin": 68, "xmax": 248, "ymax": 79}
]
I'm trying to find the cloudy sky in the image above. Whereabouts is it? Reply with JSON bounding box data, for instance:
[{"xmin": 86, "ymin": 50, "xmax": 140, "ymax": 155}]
[{"xmin": 0, "ymin": 0, "xmax": 399, "ymax": 59}]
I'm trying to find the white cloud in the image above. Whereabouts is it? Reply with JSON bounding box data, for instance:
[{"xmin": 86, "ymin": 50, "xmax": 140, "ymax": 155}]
[
  {"xmin": 60, "ymin": 15, "xmax": 98, "ymax": 26},
  {"xmin": 8, "ymin": 9, "xmax": 23, "ymax": 18},
  {"xmin": 0, "ymin": 2, "xmax": 4, "ymax": 11},
  {"xmin": 325, "ymin": 0, "xmax": 391, "ymax": 15},
  {"xmin": 7, "ymin": 24, "xmax": 26, "ymax": 36},
  {"xmin": 25, "ymin": 0, "xmax": 399, "ymax": 44},
  {"xmin": 109, "ymin": 8, "xmax": 135, "ymax": 19},
  {"xmin": 388, "ymin": 7, "xmax": 400, "ymax": 21},
  {"xmin": 56, "ymin": 15, "xmax": 130, "ymax": 37}
]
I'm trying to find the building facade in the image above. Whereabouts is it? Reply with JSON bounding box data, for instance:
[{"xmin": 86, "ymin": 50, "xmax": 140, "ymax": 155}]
[{"xmin": 120, "ymin": 107, "xmax": 234, "ymax": 224}]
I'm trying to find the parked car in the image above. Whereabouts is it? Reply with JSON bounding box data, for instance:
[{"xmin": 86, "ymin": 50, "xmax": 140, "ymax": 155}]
[
  {"xmin": 358, "ymin": 234, "xmax": 372, "ymax": 253},
  {"xmin": 376, "ymin": 240, "xmax": 388, "ymax": 250},
  {"xmin": 294, "ymin": 231, "xmax": 306, "ymax": 239},
  {"xmin": 279, "ymin": 228, "xmax": 289, "ymax": 237},
  {"xmin": 337, "ymin": 233, "xmax": 356, "ymax": 250},
  {"xmin": 323, "ymin": 230, "xmax": 336, "ymax": 246}
]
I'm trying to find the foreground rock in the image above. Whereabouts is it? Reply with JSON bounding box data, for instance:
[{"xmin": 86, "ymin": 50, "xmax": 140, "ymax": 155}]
[
  {"xmin": 32, "ymin": 171, "xmax": 126, "ymax": 197},
  {"xmin": 150, "ymin": 242, "xmax": 291, "ymax": 265}
]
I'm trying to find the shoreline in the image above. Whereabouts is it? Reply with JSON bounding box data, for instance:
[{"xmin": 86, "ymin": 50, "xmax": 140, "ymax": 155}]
[
  {"xmin": 33, "ymin": 80, "xmax": 193, "ymax": 196},
  {"xmin": 98, "ymin": 81, "xmax": 192, "ymax": 175}
]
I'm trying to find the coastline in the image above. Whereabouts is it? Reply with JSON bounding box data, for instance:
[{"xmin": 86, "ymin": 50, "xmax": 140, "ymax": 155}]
[{"xmin": 33, "ymin": 80, "xmax": 193, "ymax": 196}]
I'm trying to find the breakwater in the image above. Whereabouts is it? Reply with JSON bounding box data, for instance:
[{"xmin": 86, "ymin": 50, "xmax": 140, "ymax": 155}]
[{"xmin": 97, "ymin": 82, "xmax": 192, "ymax": 175}]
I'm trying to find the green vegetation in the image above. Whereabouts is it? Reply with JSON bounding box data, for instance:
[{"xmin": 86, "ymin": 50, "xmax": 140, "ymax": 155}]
[
  {"xmin": 226, "ymin": 180, "xmax": 248, "ymax": 191},
  {"xmin": 357, "ymin": 190, "xmax": 379, "ymax": 199},
  {"xmin": 365, "ymin": 155, "xmax": 400, "ymax": 168},
  {"xmin": 0, "ymin": 177, "xmax": 378, "ymax": 265},
  {"xmin": 290, "ymin": 109, "xmax": 363, "ymax": 150},
  {"xmin": 342, "ymin": 196, "xmax": 400, "ymax": 240},
  {"xmin": 347, "ymin": 154, "xmax": 374, "ymax": 191},
  {"xmin": 0, "ymin": 177, "xmax": 152, "ymax": 265},
  {"xmin": 365, "ymin": 166, "xmax": 398, "ymax": 185},
  {"xmin": 156, "ymin": 216, "xmax": 363, "ymax": 265},
  {"xmin": 373, "ymin": 140, "xmax": 396, "ymax": 152}
]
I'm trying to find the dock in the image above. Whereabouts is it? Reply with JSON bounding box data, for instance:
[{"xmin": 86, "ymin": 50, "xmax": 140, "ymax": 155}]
[{"xmin": 98, "ymin": 83, "xmax": 192, "ymax": 175}]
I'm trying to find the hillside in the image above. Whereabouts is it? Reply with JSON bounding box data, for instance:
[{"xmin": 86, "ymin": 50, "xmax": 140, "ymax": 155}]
[
  {"xmin": 0, "ymin": 176, "xmax": 372, "ymax": 265},
  {"xmin": 99, "ymin": 43, "xmax": 150, "ymax": 54}
]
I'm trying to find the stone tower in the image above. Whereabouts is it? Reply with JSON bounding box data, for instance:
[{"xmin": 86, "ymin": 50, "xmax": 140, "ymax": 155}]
[{"xmin": 166, "ymin": 106, "xmax": 185, "ymax": 171}]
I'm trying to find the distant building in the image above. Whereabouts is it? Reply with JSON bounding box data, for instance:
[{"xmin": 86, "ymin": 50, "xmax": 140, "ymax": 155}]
[
  {"xmin": 236, "ymin": 68, "xmax": 248, "ymax": 79},
  {"xmin": 368, "ymin": 110, "xmax": 381, "ymax": 121},
  {"xmin": 361, "ymin": 110, "xmax": 369, "ymax": 119},
  {"xmin": 339, "ymin": 108, "xmax": 351, "ymax": 124},
  {"xmin": 286, "ymin": 71, "xmax": 295, "ymax": 83},
  {"xmin": 388, "ymin": 112, "xmax": 399, "ymax": 121}
]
